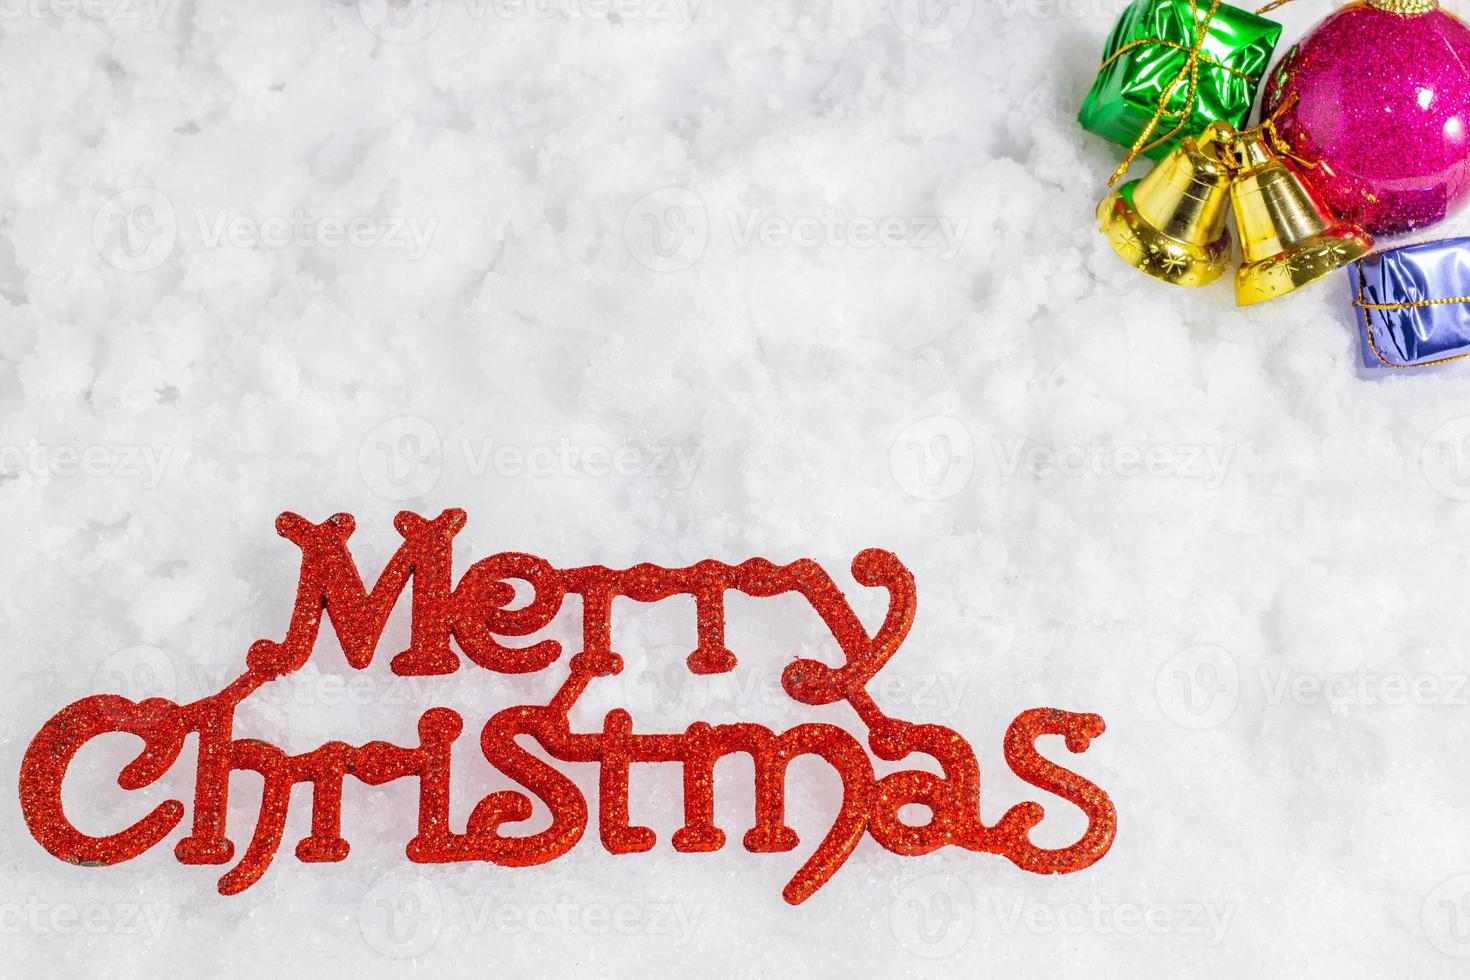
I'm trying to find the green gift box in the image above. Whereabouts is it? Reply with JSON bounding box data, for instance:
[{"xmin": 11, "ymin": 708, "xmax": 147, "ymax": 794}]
[{"xmin": 1078, "ymin": 0, "xmax": 1282, "ymax": 160}]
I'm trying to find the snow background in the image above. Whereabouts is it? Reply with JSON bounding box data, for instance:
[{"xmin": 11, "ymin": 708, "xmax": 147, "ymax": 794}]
[{"xmin": 5, "ymin": 0, "xmax": 1470, "ymax": 976}]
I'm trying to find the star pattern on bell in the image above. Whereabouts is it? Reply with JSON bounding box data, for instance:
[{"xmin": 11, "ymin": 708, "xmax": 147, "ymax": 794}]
[{"xmin": 1160, "ymin": 252, "xmax": 1190, "ymax": 275}]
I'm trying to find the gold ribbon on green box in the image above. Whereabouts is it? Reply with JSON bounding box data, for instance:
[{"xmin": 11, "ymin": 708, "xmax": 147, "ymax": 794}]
[{"xmin": 1078, "ymin": 0, "xmax": 1282, "ymax": 173}]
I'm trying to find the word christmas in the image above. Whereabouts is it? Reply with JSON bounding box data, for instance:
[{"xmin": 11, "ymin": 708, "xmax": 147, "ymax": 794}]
[{"xmin": 19, "ymin": 510, "xmax": 1116, "ymax": 904}]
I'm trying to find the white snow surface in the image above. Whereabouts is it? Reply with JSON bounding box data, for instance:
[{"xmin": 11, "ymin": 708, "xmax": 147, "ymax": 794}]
[{"xmin": 5, "ymin": 0, "xmax": 1470, "ymax": 977}]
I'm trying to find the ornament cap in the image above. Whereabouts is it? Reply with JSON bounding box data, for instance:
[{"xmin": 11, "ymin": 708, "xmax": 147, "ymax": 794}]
[{"xmin": 1364, "ymin": 0, "xmax": 1438, "ymax": 15}]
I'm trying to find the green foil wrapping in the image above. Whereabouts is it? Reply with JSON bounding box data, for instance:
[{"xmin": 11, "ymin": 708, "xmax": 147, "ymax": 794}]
[{"xmin": 1078, "ymin": 0, "xmax": 1282, "ymax": 160}]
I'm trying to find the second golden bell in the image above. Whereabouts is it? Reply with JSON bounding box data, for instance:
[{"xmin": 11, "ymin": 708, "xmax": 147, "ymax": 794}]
[{"xmin": 1226, "ymin": 128, "xmax": 1373, "ymax": 306}]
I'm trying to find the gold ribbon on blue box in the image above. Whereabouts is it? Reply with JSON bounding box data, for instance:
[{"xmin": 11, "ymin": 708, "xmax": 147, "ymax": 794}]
[
  {"xmin": 1351, "ymin": 238, "xmax": 1470, "ymax": 369},
  {"xmin": 1079, "ymin": 0, "xmax": 1282, "ymax": 163}
]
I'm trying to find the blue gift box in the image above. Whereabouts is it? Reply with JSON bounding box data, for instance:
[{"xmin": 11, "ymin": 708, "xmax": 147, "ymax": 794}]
[{"xmin": 1350, "ymin": 238, "xmax": 1470, "ymax": 370}]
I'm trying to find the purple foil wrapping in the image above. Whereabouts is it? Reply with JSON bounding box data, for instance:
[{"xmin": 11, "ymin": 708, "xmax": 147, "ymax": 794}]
[{"xmin": 1350, "ymin": 237, "xmax": 1470, "ymax": 369}]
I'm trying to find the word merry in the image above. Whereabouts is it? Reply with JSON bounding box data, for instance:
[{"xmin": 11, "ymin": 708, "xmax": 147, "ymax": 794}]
[{"xmin": 19, "ymin": 510, "xmax": 1116, "ymax": 904}]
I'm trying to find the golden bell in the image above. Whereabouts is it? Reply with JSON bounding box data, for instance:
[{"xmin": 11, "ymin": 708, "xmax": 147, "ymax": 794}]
[
  {"xmin": 1097, "ymin": 122, "xmax": 1235, "ymax": 288},
  {"xmin": 1228, "ymin": 129, "xmax": 1373, "ymax": 306}
]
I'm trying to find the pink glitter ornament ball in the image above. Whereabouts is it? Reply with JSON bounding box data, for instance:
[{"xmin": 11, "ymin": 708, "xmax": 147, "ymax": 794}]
[{"xmin": 1263, "ymin": 0, "xmax": 1470, "ymax": 236}]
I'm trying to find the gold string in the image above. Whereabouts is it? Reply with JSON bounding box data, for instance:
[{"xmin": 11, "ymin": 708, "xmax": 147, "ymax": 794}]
[
  {"xmin": 1256, "ymin": 91, "xmax": 1315, "ymax": 168},
  {"xmin": 1096, "ymin": 38, "xmax": 1258, "ymax": 84},
  {"xmin": 1104, "ymin": 0, "xmax": 1309, "ymax": 186},
  {"xmin": 1354, "ymin": 269, "xmax": 1470, "ymax": 370},
  {"xmin": 1356, "ymin": 296, "xmax": 1470, "ymax": 310}
]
